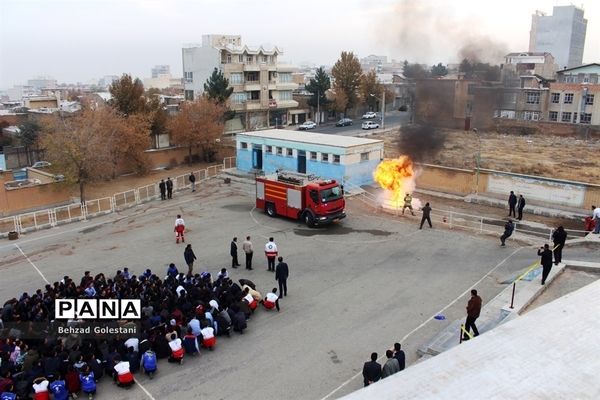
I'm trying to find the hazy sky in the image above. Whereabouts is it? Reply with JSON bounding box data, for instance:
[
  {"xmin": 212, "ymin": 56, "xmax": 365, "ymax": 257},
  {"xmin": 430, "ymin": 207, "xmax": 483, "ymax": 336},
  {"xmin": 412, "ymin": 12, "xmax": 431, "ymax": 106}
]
[{"xmin": 1, "ymin": 0, "xmax": 599, "ymax": 89}]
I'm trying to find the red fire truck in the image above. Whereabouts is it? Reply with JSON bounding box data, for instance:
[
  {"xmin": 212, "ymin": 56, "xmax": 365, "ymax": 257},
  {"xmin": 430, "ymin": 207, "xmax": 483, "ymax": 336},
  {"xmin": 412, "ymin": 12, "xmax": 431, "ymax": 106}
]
[{"xmin": 256, "ymin": 170, "xmax": 346, "ymax": 227}]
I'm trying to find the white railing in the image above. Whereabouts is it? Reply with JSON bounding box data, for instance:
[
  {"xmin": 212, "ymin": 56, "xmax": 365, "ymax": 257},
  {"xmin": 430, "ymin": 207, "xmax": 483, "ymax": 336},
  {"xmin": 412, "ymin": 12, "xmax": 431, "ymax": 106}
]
[
  {"xmin": 1, "ymin": 160, "xmax": 233, "ymax": 237},
  {"xmin": 346, "ymin": 186, "xmax": 591, "ymax": 241}
]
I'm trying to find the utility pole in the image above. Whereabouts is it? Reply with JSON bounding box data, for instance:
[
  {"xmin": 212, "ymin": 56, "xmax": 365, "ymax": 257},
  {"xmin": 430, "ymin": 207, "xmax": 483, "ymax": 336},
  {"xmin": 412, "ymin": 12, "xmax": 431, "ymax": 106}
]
[
  {"xmin": 381, "ymin": 88, "xmax": 385, "ymax": 129},
  {"xmin": 317, "ymin": 90, "xmax": 320, "ymax": 125}
]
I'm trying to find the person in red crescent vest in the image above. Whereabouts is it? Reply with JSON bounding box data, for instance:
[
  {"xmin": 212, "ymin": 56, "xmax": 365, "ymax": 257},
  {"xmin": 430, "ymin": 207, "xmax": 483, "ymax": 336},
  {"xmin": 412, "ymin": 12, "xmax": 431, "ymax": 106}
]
[
  {"xmin": 32, "ymin": 377, "xmax": 50, "ymax": 400},
  {"xmin": 263, "ymin": 288, "xmax": 280, "ymax": 311},
  {"xmin": 264, "ymin": 237, "xmax": 278, "ymax": 271},
  {"xmin": 174, "ymin": 215, "xmax": 185, "ymax": 244},
  {"xmin": 113, "ymin": 357, "xmax": 135, "ymax": 387},
  {"xmin": 242, "ymin": 288, "xmax": 258, "ymax": 311}
]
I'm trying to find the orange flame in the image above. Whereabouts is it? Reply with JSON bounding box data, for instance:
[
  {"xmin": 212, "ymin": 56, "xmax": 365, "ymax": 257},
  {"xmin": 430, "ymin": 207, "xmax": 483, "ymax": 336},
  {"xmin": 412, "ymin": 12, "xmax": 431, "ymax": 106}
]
[{"xmin": 373, "ymin": 156, "xmax": 416, "ymax": 207}]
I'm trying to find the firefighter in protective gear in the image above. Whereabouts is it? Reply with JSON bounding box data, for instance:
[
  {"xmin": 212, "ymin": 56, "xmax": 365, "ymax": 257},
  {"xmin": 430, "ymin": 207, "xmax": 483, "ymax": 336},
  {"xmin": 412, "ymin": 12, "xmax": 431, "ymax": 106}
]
[{"xmin": 402, "ymin": 193, "xmax": 415, "ymax": 216}]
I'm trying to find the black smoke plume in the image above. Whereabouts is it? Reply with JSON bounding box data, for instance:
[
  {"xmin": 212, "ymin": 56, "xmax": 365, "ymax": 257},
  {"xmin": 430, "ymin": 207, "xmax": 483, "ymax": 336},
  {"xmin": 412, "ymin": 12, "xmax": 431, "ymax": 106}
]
[{"xmin": 398, "ymin": 125, "xmax": 445, "ymax": 163}]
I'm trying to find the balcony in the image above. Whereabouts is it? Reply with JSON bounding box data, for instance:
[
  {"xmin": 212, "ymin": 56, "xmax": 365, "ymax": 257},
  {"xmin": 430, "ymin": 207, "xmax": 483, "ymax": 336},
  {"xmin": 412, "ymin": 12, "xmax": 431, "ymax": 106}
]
[
  {"xmin": 243, "ymin": 63, "xmax": 261, "ymax": 72},
  {"xmin": 274, "ymin": 99, "xmax": 299, "ymax": 109},
  {"xmin": 244, "ymin": 81, "xmax": 261, "ymax": 91},
  {"xmin": 276, "ymin": 82, "xmax": 298, "ymax": 90}
]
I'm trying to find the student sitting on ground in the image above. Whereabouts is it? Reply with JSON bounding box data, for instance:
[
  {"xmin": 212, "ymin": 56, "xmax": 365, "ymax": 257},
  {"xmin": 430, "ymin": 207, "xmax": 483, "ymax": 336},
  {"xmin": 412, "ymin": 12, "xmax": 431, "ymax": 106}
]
[
  {"xmin": 263, "ymin": 288, "xmax": 280, "ymax": 311},
  {"xmin": 113, "ymin": 357, "xmax": 134, "ymax": 388},
  {"xmin": 140, "ymin": 350, "xmax": 157, "ymax": 379},
  {"xmin": 167, "ymin": 334, "xmax": 185, "ymax": 364}
]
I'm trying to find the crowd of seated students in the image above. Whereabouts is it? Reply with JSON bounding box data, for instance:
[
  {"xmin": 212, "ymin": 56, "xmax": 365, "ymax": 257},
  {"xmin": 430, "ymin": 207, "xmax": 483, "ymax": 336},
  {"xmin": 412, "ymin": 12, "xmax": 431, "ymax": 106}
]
[{"xmin": 0, "ymin": 264, "xmax": 280, "ymax": 399}]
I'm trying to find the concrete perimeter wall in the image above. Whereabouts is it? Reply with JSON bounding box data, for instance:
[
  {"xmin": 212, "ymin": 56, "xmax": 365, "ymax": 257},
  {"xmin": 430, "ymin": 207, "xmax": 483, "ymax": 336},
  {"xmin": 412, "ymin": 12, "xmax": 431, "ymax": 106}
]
[
  {"xmin": 417, "ymin": 164, "xmax": 600, "ymax": 210},
  {"xmin": 0, "ymin": 171, "xmax": 72, "ymax": 216}
]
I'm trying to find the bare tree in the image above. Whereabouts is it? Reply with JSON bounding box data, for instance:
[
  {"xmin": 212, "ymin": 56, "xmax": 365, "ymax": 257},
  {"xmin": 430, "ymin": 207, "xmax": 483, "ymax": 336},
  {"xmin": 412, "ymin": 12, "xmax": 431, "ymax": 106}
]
[
  {"xmin": 168, "ymin": 98, "xmax": 225, "ymax": 164},
  {"xmin": 41, "ymin": 109, "xmax": 113, "ymax": 203}
]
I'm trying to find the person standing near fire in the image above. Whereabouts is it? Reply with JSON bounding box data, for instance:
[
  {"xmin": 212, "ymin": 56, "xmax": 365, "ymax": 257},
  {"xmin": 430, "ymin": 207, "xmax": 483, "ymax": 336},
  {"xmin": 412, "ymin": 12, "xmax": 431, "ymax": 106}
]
[
  {"xmin": 508, "ymin": 191, "xmax": 517, "ymax": 217},
  {"xmin": 174, "ymin": 214, "xmax": 185, "ymax": 244},
  {"xmin": 402, "ymin": 193, "xmax": 415, "ymax": 216},
  {"xmin": 517, "ymin": 194, "xmax": 526, "ymax": 220},
  {"xmin": 420, "ymin": 202, "xmax": 432, "ymax": 229}
]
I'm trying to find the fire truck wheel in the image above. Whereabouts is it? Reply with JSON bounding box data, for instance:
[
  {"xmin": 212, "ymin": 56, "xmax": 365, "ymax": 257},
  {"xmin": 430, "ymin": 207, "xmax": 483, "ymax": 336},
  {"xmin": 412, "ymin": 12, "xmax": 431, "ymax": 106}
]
[
  {"xmin": 266, "ymin": 202, "xmax": 276, "ymax": 217},
  {"xmin": 304, "ymin": 212, "xmax": 315, "ymax": 227}
]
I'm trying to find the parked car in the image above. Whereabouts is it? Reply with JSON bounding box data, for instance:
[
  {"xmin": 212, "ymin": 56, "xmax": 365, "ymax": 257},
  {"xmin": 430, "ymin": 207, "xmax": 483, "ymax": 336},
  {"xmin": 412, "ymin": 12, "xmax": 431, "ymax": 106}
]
[
  {"xmin": 32, "ymin": 161, "xmax": 51, "ymax": 168},
  {"xmin": 361, "ymin": 121, "xmax": 380, "ymax": 130},
  {"xmin": 335, "ymin": 118, "xmax": 353, "ymax": 127},
  {"xmin": 298, "ymin": 121, "xmax": 317, "ymax": 130},
  {"xmin": 362, "ymin": 111, "xmax": 377, "ymax": 119}
]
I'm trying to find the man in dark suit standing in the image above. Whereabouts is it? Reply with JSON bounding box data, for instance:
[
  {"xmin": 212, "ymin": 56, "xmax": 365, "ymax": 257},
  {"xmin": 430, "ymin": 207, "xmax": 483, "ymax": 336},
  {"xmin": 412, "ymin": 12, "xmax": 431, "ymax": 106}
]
[
  {"xmin": 393, "ymin": 343, "xmax": 405, "ymax": 371},
  {"xmin": 508, "ymin": 191, "xmax": 517, "ymax": 217},
  {"xmin": 538, "ymin": 244, "xmax": 553, "ymax": 285},
  {"xmin": 362, "ymin": 352, "xmax": 382, "ymax": 387},
  {"xmin": 159, "ymin": 179, "xmax": 166, "ymax": 200},
  {"xmin": 517, "ymin": 194, "xmax": 526, "ymax": 220},
  {"xmin": 230, "ymin": 237, "xmax": 240, "ymax": 268},
  {"xmin": 275, "ymin": 256, "xmax": 289, "ymax": 297},
  {"xmin": 166, "ymin": 177, "xmax": 174, "ymax": 199}
]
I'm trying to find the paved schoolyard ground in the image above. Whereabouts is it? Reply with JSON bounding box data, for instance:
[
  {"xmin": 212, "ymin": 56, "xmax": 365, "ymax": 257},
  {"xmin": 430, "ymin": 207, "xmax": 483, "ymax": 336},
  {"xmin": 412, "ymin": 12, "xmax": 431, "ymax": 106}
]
[{"xmin": 0, "ymin": 177, "xmax": 570, "ymax": 399}]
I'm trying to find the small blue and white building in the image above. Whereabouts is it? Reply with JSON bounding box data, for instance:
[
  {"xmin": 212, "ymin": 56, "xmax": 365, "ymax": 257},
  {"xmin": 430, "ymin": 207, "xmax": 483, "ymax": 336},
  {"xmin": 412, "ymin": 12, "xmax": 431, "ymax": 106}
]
[{"xmin": 235, "ymin": 129, "xmax": 384, "ymax": 186}]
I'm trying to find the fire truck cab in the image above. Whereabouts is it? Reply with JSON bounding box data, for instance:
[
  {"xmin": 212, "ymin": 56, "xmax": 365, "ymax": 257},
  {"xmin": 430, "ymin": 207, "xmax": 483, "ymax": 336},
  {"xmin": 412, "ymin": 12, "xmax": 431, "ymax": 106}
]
[{"xmin": 256, "ymin": 170, "xmax": 346, "ymax": 227}]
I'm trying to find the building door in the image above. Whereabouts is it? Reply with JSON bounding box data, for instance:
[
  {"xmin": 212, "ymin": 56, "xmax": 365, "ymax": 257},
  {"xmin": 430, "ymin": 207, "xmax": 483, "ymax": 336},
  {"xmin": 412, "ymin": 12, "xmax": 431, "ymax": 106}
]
[
  {"xmin": 252, "ymin": 146, "xmax": 263, "ymax": 170},
  {"xmin": 297, "ymin": 150, "xmax": 306, "ymax": 173}
]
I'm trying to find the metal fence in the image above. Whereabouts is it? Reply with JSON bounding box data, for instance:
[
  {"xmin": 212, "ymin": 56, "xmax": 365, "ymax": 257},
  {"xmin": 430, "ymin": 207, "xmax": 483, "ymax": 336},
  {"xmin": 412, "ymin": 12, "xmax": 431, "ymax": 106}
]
[
  {"xmin": 344, "ymin": 182, "xmax": 590, "ymax": 241},
  {"xmin": 1, "ymin": 160, "xmax": 234, "ymax": 237}
]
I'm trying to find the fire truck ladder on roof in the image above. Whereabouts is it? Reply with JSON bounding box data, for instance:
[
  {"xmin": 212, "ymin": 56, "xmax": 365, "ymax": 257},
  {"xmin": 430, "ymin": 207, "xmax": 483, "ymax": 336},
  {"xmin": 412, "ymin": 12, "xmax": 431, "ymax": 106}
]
[{"xmin": 275, "ymin": 170, "xmax": 319, "ymax": 186}]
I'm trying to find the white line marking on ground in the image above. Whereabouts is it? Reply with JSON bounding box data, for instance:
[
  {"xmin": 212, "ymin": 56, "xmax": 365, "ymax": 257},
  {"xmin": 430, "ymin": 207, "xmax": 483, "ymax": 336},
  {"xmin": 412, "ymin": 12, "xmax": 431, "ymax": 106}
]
[
  {"xmin": 135, "ymin": 379, "xmax": 157, "ymax": 400},
  {"xmin": 14, "ymin": 244, "xmax": 50, "ymax": 284},
  {"xmin": 318, "ymin": 246, "xmax": 524, "ymax": 400}
]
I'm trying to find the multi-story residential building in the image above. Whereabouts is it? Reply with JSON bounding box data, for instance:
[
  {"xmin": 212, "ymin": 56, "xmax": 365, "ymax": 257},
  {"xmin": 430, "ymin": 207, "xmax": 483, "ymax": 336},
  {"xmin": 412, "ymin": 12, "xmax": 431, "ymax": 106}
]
[
  {"xmin": 151, "ymin": 65, "xmax": 170, "ymax": 78},
  {"xmin": 547, "ymin": 63, "xmax": 600, "ymax": 125},
  {"xmin": 529, "ymin": 6, "xmax": 587, "ymax": 69},
  {"xmin": 27, "ymin": 76, "xmax": 57, "ymax": 90},
  {"xmin": 501, "ymin": 52, "xmax": 557, "ymax": 87},
  {"xmin": 182, "ymin": 34, "xmax": 298, "ymax": 131}
]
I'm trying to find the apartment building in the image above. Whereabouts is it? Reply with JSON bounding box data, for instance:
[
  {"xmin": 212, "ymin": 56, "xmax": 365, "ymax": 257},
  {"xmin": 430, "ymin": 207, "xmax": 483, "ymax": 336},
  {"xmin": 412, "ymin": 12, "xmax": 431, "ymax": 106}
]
[
  {"xmin": 529, "ymin": 5, "xmax": 587, "ymax": 69},
  {"xmin": 182, "ymin": 34, "xmax": 298, "ymax": 131},
  {"xmin": 547, "ymin": 64, "xmax": 600, "ymax": 125},
  {"xmin": 501, "ymin": 52, "xmax": 557, "ymax": 88}
]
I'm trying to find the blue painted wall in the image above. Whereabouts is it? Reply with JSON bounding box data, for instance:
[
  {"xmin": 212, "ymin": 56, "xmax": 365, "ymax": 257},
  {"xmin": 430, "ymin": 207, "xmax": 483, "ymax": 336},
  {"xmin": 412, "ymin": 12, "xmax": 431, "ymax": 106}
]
[
  {"xmin": 236, "ymin": 148, "xmax": 253, "ymax": 171},
  {"xmin": 346, "ymin": 159, "xmax": 380, "ymax": 186}
]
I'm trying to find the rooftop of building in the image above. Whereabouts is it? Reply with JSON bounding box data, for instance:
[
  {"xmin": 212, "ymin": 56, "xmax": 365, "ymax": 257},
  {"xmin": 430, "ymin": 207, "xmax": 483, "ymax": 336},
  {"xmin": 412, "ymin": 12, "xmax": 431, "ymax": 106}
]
[
  {"xmin": 237, "ymin": 129, "xmax": 383, "ymax": 148},
  {"xmin": 557, "ymin": 63, "xmax": 600, "ymax": 73},
  {"xmin": 505, "ymin": 51, "xmax": 552, "ymax": 57},
  {"xmin": 342, "ymin": 276, "xmax": 600, "ymax": 400}
]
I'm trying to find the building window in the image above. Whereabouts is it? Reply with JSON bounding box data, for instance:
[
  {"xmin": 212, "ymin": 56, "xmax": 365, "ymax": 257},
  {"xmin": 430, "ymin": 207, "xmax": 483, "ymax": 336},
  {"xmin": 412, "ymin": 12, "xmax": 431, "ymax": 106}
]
[
  {"xmin": 184, "ymin": 71, "xmax": 193, "ymax": 83},
  {"xmin": 310, "ymin": 152, "xmax": 317, "ymax": 160},
  {"xmin": 238, "ymin": 54, "xmax": 243, "ymax": 63},
  {"xmin": 286, "ymin": 148, "xmax": 293, "ymax": 157},
  {"xmin": 561, "ymin": 112, "xmax": 572, "ymax": 123},
  {"xmin": 523, "ymin": 111, "xmax": 539, "ymax": 121},
  {"xmin": 279, "ymin": 91, "xmax": 292, "ymax": 101},
  {"xmin": 230, "ymin": 73, "xmax": 243, "ymax": 85},
  {"xmin": 184, "ymin": 90, "xmax": 194, "ymax": 101},
  {"xmin": 573, "ymin": 112, "xmax": 578, "ymax": 123},
  {"xmin": 262, "ymin": 55, "xmax": 268, "ymax": 63},
  {"xmin": 333, "ymin": 155, "xmax": 340, "ymax": 164},
  {"xmin": 551, "ymin": 93, "xmax": 560, "ymax": 103},
  {"xmin": 549, "ymin": 111, "xmax": 558, "ymax": 122},
  {"xmin": 564, "ymin": 93, "xmax": 574, "ymax": 104},
  {"xmin": 360, "ymin": 152, "xmax": 369, "ymax": 162},
  {"xmin": 276, "ymin": 147, "xmax": 282, "ymax": 155},
  {"xmin": 246, "ymin": 55, "xmax": 253, "ymax": 64},
  {"xmin": 580, "ymin": 113, "xmax": 592, "ymax": 124},
  {"xmin": 232, "ymin": 92, "xmax": 247, "ymax": 104},
  {"xmin": 266, "ymin": 145, "xmax": 272, "ymax": 153},
  {"xmin": 526, "ymin": 91, "xmax": 540, "ymax": 104},
  {"xmin": 241, "ymin": 142, "xmax": 248, "ymax": 149},
  {"xmin": 279, "ymin": 73, "xmax": 292, "ymax": 83},
  {"xmin": 322, "ymin": 153, "xmax": 329, "ymax": 162},
  {"xmin": 585, "ymin": 94, "xmax": 595, "ymax": 105}
]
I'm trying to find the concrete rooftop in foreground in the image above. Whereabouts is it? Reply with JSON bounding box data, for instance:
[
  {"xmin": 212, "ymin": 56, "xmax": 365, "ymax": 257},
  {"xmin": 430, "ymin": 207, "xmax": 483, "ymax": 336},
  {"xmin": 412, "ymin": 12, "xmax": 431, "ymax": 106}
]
[{"xmin": 343, "ymin": 277, "xmax": 600, "ymax": 400}]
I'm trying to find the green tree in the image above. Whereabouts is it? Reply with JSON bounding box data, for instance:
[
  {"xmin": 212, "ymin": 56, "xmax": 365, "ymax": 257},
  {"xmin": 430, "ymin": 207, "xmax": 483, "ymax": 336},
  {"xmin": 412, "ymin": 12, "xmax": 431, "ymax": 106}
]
[
  {"xmin": 430, "ymin": 63, "xmax": 449, "ymax": 77},
  {"xmin": 109, "ymin": 74, "xmax": 147, "ymax": 116},
  {"xmin": 305, "ymin": 67, "xmax": 331, "ymax": 109},
  {"xmin": 17, "ymin": 119, "xmax": 42, "ymax": 165},
  {"xmin": 459, "ymin": 59, "xmax": 501, "ymax": 81},
  {"xmin": 331, "ymin": 51, "xmax": 362, "ymax": 114},
  {"xmin": 403, "ymin": 61, "xmax": 430, "ymax": 79},
  {"xmin": 203, "ymin": 68, "xmax": 233, "ymax": 104}
]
